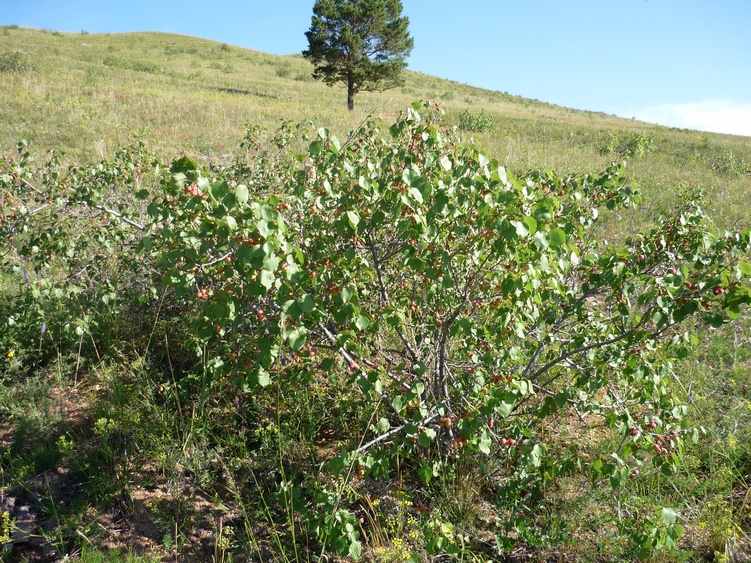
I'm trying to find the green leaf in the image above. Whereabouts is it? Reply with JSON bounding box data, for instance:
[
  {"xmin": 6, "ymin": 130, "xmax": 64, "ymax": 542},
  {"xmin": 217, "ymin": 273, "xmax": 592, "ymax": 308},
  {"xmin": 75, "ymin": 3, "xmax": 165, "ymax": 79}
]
[
  {"xmin": 533, "ymin": 230, "xmax": 549, "ymax": 250},
  {"xmin": 522, "ymin": 215, "xmax": 537, "ymax": 235},
  {"xmin": 418, "ymin": 428, "xmax": 436, "ymax": 447},
  {"xmin": 511, "ymin": 220, "xmax": 528, "ymax": 237},
  {"xmin": 299, "ymin": 294, "xmax": 315, "ymax": 314},
  {"xmin": 257, "ymin": 219, "xmax": 270, "ymax": 238},
  {"xmin": 497, "ymin": 394, "xmax": 516, "ymax": 418},
  {"xmin": 402, "ymin": 167, "xmax": 421, "ymax": 188},
  {"xmin": 549, "ymin": 227, "xmax": 566, "ymax": 248},
  {"xmin": 358, "ymin": 175, "xmax": 372, "ymax": 190},
  {"xmin": 529, "ymin": 443, "xmax": 544, "ymax": 468},
  {"xmin": 319, "ymin": 358, "xmax": 336, "ymax": 372},
  {"xmin": 346, "ymin": 210, "xmax": 360, "ymax": 229},
  {"xmin": 740, "ymin": 261, "xmax": 751, "ymax": 276},
  {"xmin": 391, "ymin": 396, "xmax": 405, "ymax": 413},
  {"xmin": 330, "ymin": 135, "xmax": 341, "ymax": 154},
  {"xmin": 259, "ymin": 270, "xmax": 274, "ymax": 290},
  {"xmin": 340, "ymin": 287, "xmax": 354, "ymax": 303},
  {"xmin": 263, "ymin": 253, "xmax": 280, "ymax": 271},
  {"xmin": 328, "ymin": 455, "xmax": 345, "ymax": 475},
  {"xmin": 348, "ymin": 540, "xmax": 362, "ymax": 560},
  {"xmin": 704, "ymin": 312, "xmax": 725, "ymax": 327},
  {"xmin": 408, "ymin": 187, "xmax": 424, "ymax": 204},
  {"xmin": 377, "ymin": 418, "xmax": 390, "ymax": 433},
  {"xmin": 724, "ymin": 295, "xmax": 749, "ymax": 320},
  {"xmin": 170, "ymin": 156, "xmax": 200, "ymax": 175},
  {"xmin": 288, "ymin": 328, "xmax": 307, "ymax": 351},
  {"xmin": 235, "ymin": 184, "xmax": 249, "ymax": 205},
  {"xmin": 660, "ymin": 507, "xmax": 677, "ymax": 526},
  {"xmin": 355, "ymin": 315, "xmax": 370, "ymax": 330},
  {"xmin": 478, "ymin": 431, "xmax": 492, "ymax": 454},
  {"xmin": 255, "ymin": 368, "xmax": 271, "ymax": 388},
  {"xmin": 210, "ymin": 179, "xmax": 229, "ymax": 200}
]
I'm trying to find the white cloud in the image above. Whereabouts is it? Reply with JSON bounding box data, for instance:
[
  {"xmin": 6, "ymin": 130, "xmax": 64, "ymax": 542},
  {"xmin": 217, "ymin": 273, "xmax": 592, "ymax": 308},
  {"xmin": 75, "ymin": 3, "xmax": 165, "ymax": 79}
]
[{"xmin": 619, "ymin": 101, "xmax": 751, "ymax": 138}]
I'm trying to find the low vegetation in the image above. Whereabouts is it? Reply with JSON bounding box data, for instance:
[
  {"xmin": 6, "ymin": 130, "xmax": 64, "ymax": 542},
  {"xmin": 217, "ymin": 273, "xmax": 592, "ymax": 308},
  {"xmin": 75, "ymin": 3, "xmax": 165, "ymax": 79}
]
[{"xmin": 1, "ymin": 27, "xmax": 750, "ymax": 562}]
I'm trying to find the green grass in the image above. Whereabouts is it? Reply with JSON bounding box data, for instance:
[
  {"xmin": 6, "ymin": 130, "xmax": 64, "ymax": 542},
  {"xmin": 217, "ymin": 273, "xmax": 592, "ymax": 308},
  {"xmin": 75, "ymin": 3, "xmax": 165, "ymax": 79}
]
[
  {"xmin": 1, "ymin": 25, "xmax": 750, "ymax": 562},
  {"xmin": 1, "ymin": 27, "xmax": 748, "ymax": 230}
]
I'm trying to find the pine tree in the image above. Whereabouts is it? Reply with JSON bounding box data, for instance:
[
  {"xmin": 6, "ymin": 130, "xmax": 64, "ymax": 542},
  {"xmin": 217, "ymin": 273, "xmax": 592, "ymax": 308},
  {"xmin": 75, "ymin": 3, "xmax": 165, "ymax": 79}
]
[{"xmin": 303, "ymin": 0, "xmax": 414, "ymax": 110}]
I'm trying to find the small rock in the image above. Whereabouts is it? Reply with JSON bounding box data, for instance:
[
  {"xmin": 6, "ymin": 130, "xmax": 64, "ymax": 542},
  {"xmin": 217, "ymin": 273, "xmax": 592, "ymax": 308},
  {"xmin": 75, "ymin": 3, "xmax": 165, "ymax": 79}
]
[{"xmin": 12, "ymin": 505, "xmax": 35, "ymax": 544}]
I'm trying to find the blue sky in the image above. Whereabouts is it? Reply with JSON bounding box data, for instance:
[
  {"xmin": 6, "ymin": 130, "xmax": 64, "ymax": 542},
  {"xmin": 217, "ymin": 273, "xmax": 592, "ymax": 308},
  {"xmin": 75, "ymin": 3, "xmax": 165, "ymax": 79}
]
[{"xmin": 4, "ymin": 0, "xmax": 751, "ymax": 136}]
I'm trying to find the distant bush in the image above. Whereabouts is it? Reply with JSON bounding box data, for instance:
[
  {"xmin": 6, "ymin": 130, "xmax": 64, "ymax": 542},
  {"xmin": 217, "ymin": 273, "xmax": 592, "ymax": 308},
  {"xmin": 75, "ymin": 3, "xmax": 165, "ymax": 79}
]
[
  {"xmin": 103, "ymin": 56, "xmax": 160, "ymax": 74},
  {"xmin": 458, "ymin": 108, "xmax": 495, "ymax": 132},
  {"xmin": 0, "ymin": 50, "xmax": 31, "ymax": 74},
  {"xmin": 708, "ymin": 149, "xmax": 750, "ymax": 178},
  {"xmin": 208, "ymin": 61, "xmax": 235, "ymax": 74},
  {"xmin": 599, "ymin": 131, "xmax": 656, "ymax": 158},
  {"xmin": 275, "ymin": 65, "xmax": 292, "ymax": 78},
  {"xmin": 294, "ymin": 72, "xmax": 314, "ymax": 83},
  {"xmin": 83, "ymin": 67, "xmax": 103, "ymax": 86}
]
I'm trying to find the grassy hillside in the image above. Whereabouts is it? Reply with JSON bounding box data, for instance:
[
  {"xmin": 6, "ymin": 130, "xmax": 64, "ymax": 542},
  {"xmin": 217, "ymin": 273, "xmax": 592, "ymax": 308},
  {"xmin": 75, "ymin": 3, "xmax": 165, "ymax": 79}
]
[
  {"xmin": 1, "ymin": 26, "xmax": 750, "ymax": 563},
  {"xmin": 2, "ymin": 25, "xmax": 750, "ymax": 229}
]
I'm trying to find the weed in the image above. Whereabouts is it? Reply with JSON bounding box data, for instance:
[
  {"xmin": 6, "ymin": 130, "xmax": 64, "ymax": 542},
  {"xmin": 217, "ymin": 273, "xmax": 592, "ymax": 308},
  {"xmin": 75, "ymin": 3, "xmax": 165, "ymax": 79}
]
[
  {"xmin": 599, "ymin": 130, "xmax": 657, "ymax": 158},
  {"xmin": 709, "ymin": 149, "xmax": 750, "ymax": 178},
  {"xmin": 77, "ymin": 546, "xmax": 161, "ymax": 562},
  {"xmin": 102, "ymin": 55, "xmax": 160, "ymax": 74},
  {"xmin": 0, "ymin": 50, "xmax": 31, "ymax": 73},
  {"xmin": 0, "ymin": 509, "xmax": 11, "ymax": 544},
  {"xmin": 458, "ymin": 108, "xmax": 495, "ymax": 132},
  {"xmin": 275, "ymin": 64, "xmax": 293, "ymax": 78}
]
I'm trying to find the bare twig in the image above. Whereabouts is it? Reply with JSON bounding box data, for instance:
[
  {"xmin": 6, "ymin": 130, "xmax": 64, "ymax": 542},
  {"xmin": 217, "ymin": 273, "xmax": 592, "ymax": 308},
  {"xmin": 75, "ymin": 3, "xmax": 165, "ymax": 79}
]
[
  {"xmin": 355, "ymin": 413, "xmax": 439, "ymax": 454},
  {"xmin": 21, "ymin": 177, "xmax": 46, "ymax": 196},
  {"xmin": 319, "ymin": 321, "xmax": 413, "ymax": 393},
  {"xmin": 91, "ymin": 204, "xmax": 146, "ymax": 231},
  {"xmin": 201, "ymin": 251, "xmax": 235, "ymax": 270}
]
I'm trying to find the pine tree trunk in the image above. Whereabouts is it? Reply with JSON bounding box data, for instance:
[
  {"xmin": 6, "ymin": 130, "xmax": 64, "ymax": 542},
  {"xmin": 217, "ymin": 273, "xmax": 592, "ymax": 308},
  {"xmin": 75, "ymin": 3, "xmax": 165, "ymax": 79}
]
[{"xmin": 347, "ymin": 74, "xmax": 355, "ymax": 111}]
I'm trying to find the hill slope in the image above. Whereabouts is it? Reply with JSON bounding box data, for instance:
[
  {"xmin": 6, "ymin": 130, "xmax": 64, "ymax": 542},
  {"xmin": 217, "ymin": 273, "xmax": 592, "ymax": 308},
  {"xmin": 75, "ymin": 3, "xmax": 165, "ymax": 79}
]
[{"xmin": 1, "ymin": 26, "xmax": 749, "ymax": 229}]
